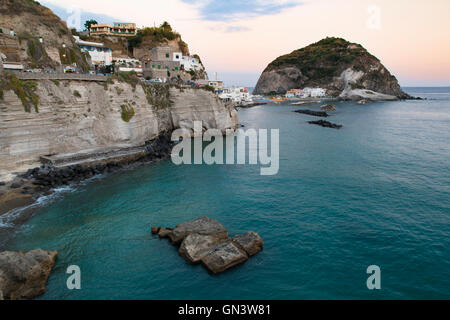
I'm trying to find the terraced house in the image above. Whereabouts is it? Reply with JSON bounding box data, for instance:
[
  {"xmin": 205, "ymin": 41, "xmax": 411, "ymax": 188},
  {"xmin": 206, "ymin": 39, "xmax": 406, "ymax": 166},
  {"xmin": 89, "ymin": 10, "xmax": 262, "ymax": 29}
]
[{"xmin": 90, "ymin": 22, "xmax": 137, "ymax": 37}]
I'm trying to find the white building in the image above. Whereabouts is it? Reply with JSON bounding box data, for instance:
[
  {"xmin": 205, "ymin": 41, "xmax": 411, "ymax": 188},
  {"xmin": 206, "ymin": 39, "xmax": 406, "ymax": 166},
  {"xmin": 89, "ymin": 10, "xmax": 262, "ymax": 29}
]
[
  {"xmin": 301, "ymin": 87, "xmax": 326, "ymax": 98},
  {"xmin": 2, "ymin": 62, "xmax": 24, "ymax": 71},
  {"xmin": 181, "ymin": 56, "xmax": 202, "ymax": 71},
  {"xmin": 219, "ymin": 87, "xmax": 253, "ymax": 105},
  {"xmin": 73, "ymin": 36, "xmax": 112, "ymax": 66},
  {"xmin": 114, "ymin": 58, "xmax": 140, "ymax": 66}
]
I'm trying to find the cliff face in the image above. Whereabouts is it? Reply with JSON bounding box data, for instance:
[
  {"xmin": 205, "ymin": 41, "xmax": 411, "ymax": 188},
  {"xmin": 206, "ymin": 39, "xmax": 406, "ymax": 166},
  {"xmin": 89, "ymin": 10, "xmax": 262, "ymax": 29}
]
[
  {"xmin": 254, "ymin": 37, "xmax": 409, "ymax": 100},
  {"xmin": 0, "ymin": 79, "xmax": 237, "ymax": 180}
]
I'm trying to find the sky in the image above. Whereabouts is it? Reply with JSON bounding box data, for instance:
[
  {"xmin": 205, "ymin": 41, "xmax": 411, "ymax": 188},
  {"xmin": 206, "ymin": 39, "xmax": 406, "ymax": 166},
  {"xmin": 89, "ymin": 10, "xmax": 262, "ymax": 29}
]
[{"xmin": 42, "ymin": 0, "xmax": 450, "ymax": 87}]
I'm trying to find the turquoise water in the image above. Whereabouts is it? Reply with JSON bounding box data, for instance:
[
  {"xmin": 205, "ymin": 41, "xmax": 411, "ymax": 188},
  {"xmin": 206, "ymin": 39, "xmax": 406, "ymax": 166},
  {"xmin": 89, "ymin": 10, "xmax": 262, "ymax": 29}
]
[{"xmin": 2, "ymin": 88, "xmax": 450, "ymax": 299}]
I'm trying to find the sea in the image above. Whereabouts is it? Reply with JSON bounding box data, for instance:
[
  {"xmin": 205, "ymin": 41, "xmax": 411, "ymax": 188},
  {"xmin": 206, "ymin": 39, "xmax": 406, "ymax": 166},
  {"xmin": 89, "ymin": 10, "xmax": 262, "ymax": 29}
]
[{"xmin": 0, "ymin": 87, "xmax": 449, "ymax": 299}]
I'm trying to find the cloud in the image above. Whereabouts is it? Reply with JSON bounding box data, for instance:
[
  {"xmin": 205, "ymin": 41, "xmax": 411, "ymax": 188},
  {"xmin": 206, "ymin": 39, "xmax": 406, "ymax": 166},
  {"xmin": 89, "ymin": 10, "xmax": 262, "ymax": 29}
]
[
  {"xmin": 181, "ymin": 0, "xmax": 303, "ymax": 21},
  {"xmin": 42, "ymin": 1, "xmax": 119, "ymax": 29}
]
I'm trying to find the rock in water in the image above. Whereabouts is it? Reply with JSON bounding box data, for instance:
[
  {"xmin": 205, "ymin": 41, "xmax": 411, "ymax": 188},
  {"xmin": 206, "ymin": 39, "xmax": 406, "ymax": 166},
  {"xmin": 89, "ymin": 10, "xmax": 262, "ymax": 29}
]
[
  {"xmin": 320, "ymin": 104, "xmax": 336, "ymax": 111},
  {"xmin": 233, "ymin": 232, "xmax": 264, "ymax": 256},
  {"xmin": 357, "ymin": 99, "xmax": 373, "ymax": 105},
  {"xmin": 151, "ymin": 226, "xmax": 161, "ymax": 235},
  {"xmin": 254, "ymin": 37, "xmax": 410, "ymax": 100},
  {"xmin": 158, "ymin": 228, "xmax": 173, "ymax": 239},
  {"xmin": 179, "ymin": 233, "xmax": 226, "ymax": 264},
  {"xmin": 169, "ymin": 216, "xmax": 229, "ymax": 245},
  {"xmin": 293, "ymin": 110, "xmax": 329, "ymax": 117},
  {"xmin": 153, "ymin": 217, "xmax": 263, "ymax": 274},
  {"xmin": 0, "ymin": 249, "xmax": 57, "ymax": 300},
  {"xmin": 201, "ymin": 241, "xmax": 249, "ymax": 274},
  {"xmin": 308, "ymin": 120, "xmax": 343, "ymax": 129}
]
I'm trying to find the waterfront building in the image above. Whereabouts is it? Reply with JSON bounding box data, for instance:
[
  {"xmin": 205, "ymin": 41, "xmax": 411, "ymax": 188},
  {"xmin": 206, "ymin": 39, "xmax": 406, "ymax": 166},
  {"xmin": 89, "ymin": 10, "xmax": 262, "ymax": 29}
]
[
  {"xmin": 90, "ymin": 22, "xmax": 137, "ymax": 37},
  {"xmin": 286, "ymin": 89, "xmax": 303, "ymax": 98},
  {"xmin": 219, "ymin": 87, "xmax": 253, "ymax": 104}
]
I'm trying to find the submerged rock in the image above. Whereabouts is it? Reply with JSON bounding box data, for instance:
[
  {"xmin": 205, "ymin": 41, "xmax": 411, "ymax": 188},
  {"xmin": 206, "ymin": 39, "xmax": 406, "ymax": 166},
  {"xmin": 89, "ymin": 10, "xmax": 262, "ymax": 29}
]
[
  {"xmin": 293, "ymin": 109, "xmax": 329, "ymax": 117},
  {"xmin": 233, "ymin": 232, "xmax": 264, "ymax": 256},
  {"xmin": 357, "ymin": 99, "xmax": 373, "ymax": 105},
  {"xmin": 308, "ymin": 120, "xmax": 343, "ymax": 129},
  {"xmin": 168, "ymin": 216, "xmax": 228, "ymax": 245},
  {"xmin": 153, "ymin": 217, "xmax": 263, "ymax": 274},
  {"xmin": 0, "ymin": 249, "xmax": 57, "ymax": 300},
  {"xmin": 201, "ymin": 241, "xmax": 249, "ymax": 274}
]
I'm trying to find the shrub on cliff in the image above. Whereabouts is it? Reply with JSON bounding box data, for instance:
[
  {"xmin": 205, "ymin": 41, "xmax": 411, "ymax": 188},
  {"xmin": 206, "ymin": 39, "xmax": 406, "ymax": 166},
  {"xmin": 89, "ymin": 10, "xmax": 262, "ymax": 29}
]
[
  {"xmin": 120, "ymin": 104, "xmax": 135, "ymax": 122},
  {"xmin": 0, "ymin": 73, "xmax": 39, "ymax": 112}
]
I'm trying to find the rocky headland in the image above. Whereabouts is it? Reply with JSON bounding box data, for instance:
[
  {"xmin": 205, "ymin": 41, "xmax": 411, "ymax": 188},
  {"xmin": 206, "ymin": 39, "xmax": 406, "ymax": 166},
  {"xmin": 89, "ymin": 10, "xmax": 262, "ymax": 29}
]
[
  {"xmin": 153, "ymin": 217, "xmax": 263, "ymax": 274},
  {"xmin": 254, "ymin": 37, "xmax": 411, "ymax": 101}
]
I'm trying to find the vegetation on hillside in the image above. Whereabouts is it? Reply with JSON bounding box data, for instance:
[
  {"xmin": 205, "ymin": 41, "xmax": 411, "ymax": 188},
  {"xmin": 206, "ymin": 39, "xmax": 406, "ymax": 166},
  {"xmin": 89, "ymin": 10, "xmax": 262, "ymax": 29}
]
[
  {"xmin": 266, "ymin": 37, "xmax": 378, "ymax": 82},
  {"xmin": 0, "ymin": 73, "xmax": 39, "ymax": 112},
  {"xmin": 128, "ymin": 22, "xmax": 189, "ymax": 55}
]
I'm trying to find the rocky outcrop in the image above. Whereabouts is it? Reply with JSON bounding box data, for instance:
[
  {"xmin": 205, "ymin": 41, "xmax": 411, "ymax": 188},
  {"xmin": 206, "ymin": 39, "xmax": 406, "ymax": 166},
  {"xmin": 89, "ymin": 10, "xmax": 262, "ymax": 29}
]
[
  {"xmin": 308, "ymin": 120, "xmax": 342, "ymax": 129},
  {"xmin": 201, "ymin": 241, "xmax": 248, "ymax": 274},
  {"xmin": 294, "ymin": 109, "xmax": 329, "ymax": 117},
  {"xmin": 168, "ymin": 216, "xmax": 229, "ymax": 245},
  {"xmin": 0, "ymin": 80, "xmax": 237, "ymax": 182},
  {"xmin": 153, "ymin": 217, "xmax": 263, "ymax": 274},
  {"xmin": 0, "ymin": 249, "xmax": 57, "ymax": 300},
  {"xmin": 320, "ymin": 104, "xmax": 336, "ymax": 111},
  {"xmin": 254, "ymin": 37, "xmax": 410, "ymax": 100},
  {"xmin": 232, "ymin": 232, "xmax": 264, "ymax": 257},
  {"xmin": 179, "ymin": 233, "xmax": 226, "ymax": 264}
]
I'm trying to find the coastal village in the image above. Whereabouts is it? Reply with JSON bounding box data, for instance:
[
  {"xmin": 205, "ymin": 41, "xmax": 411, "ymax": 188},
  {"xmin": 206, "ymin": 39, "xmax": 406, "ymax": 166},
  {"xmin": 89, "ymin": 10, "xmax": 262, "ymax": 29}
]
[
  {"xmin": 0, "ymin": 20, "xmax": 262, "ymax": 106},
  {"xmin": 0, "ymin": 18, "xmax": 325, "ymax": 107}
]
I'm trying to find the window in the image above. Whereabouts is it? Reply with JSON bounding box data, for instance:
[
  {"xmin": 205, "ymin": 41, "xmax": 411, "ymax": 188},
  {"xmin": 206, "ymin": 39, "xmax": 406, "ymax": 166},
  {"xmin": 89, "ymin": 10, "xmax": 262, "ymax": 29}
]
[
  {"xmin": 166, "ymin": 53, "xmax": 169, "ymax": 58},
  {"xmin": 165, "ymin": 66, "xmax": 169, "ymax": 69},
  {"xmin": 152, "ymin": 64, "xmax": 155, "ymax": 69},
  {"xmin": 158, "ymin": 65, "xmax": 161, "ymax": 69},
  {"xmin": 174, "ymin": 67, "xmax": 178, "ymax": 71}
]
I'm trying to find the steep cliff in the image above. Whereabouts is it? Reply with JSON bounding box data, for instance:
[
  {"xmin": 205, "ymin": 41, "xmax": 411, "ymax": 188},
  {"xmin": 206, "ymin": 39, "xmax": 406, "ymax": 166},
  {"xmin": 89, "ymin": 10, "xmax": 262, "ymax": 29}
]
[
  {"xmin": 254, "ymin": 37, "xmax": 409, "ymax": 100},
  {"xmin": 0, "ymin": 78, "xmax": 237, "ymax": 180}
]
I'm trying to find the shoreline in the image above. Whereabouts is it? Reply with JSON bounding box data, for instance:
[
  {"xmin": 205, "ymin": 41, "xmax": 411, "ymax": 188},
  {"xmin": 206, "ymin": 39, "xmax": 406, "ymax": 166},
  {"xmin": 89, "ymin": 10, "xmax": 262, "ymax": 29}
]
[{"xmin": 0, "ymin": 133, "xmax": 175, "ymax": 235}]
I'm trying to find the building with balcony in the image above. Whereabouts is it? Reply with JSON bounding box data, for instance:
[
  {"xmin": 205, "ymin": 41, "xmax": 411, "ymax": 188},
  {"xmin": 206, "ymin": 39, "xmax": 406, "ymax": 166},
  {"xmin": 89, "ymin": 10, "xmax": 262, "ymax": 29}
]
[
  {"xmin": 74, "ymin": 36, "xmax": 112, "ymax": 66},
  {"xmin": 90, "ymin": 22, "xmax": 137, "ymax": 37}
]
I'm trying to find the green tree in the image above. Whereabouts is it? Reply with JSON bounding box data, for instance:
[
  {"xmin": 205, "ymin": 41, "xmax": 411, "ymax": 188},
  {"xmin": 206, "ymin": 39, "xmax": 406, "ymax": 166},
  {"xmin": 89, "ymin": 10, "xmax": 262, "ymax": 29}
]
[
  {"xmin": 84, "ymin": 19, "xmax": 98, "ymax": 31},
  {"xmin": 160, "ymin": 21, "xmax": 172, "ymax": 32}
]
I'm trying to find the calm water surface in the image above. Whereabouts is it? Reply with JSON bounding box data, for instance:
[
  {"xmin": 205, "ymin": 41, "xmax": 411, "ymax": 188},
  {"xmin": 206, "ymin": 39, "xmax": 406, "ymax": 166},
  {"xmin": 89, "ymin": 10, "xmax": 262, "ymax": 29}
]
[{"xmin": 1, "ymin": 88, "xmax": 449, "ymax": 299}]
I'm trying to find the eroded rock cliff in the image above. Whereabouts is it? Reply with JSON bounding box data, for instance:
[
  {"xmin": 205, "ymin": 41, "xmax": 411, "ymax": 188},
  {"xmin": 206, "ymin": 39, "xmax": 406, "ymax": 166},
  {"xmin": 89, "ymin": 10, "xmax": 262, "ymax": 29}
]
[
  {"xmin": 0, "ymin": 79, "xmax": 237, "ymax": 181},
  {"xmin": 254, "ymin": 37, "xmax": 410, "ymax": 100}
]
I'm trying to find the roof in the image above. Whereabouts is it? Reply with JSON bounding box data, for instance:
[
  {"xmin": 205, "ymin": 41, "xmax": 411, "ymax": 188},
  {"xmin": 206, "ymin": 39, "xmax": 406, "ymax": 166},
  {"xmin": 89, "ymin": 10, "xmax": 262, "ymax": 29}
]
[{"xmin": 73, "ymin": 36, "xmax": 106, "ymax": 48}]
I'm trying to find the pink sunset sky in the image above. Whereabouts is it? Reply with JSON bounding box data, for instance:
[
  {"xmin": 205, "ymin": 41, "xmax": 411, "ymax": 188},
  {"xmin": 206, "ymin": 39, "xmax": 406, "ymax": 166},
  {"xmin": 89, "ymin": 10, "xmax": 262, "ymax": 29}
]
[{"xmin": 43, "ymin": 0, "xmax": 450, "ymax": 87}]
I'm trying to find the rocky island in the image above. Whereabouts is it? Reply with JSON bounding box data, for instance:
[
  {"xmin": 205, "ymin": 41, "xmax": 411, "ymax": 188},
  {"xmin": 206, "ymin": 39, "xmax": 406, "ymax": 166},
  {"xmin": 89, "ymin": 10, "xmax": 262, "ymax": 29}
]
[{"xmin": 254, "ymin": 37, "xmax": 411, "ymax": 101}]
